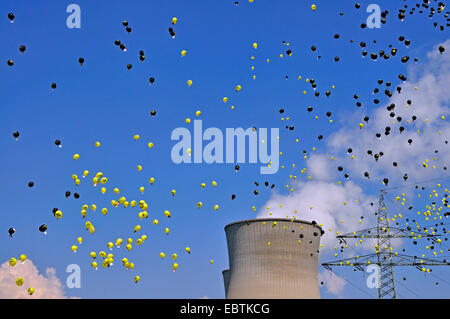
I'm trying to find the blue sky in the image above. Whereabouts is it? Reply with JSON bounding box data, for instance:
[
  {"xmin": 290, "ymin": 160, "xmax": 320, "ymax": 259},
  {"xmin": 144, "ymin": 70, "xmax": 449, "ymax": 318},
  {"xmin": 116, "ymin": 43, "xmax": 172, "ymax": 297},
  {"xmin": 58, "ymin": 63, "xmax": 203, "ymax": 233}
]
[{"xmin": 0, "ymin": 0, "xmax": 449, "ymax": 298}]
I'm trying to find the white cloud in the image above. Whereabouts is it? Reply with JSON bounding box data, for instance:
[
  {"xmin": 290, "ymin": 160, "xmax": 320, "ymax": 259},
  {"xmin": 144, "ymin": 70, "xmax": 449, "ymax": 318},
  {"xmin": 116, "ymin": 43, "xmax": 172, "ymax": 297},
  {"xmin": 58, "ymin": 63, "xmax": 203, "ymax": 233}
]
[
  {"xmin": 0, "ymin": 259, "xmax": 67, "ymax": 299},
  {"xmin": 328, "ymin": 40, "xmax": 450, "ymax": 184},
  {"xmin": 307, "ymin": 153, "xmax": 336, "ymax": 181},
  {"xmin": 318, "ymin": 271, "xmax": 346, "ymax": 296},
  {"xmin": 257, "ymin": 180, "xmax": 377, "ymax": 249},
  {"xmin": 257, "ymin": 40, "xmax": 450, "ymax": 255}
]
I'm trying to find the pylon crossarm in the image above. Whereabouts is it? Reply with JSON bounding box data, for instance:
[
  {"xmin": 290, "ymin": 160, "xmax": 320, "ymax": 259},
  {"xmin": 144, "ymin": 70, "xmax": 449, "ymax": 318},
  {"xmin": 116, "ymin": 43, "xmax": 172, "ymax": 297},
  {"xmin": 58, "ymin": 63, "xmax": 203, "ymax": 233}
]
[
  {"xmin": 321, "ymin": 253, "xmax": 379, "ymax": 268},
  {"xmin": 388, "ymin": 254, "xmax": 450, "ymax": 266},
  {"xmin": 322, "ymin": 253, "xmax": 450, "ymax": 268}
]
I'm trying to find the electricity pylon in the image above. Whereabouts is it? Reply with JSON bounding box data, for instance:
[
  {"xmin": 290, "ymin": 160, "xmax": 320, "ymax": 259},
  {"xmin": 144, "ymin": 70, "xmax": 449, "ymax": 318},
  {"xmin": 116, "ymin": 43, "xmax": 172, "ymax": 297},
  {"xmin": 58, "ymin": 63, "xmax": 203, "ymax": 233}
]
[{"xmin": 322, "ymin": 189, "xmax": 450, "ymax": 299}]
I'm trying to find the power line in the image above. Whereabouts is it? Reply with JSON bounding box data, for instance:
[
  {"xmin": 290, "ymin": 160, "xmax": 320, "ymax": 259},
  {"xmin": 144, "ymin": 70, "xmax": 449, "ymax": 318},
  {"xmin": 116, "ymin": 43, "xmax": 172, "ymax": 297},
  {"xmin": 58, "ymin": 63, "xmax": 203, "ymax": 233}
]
[
  {"xmin": 324, "ymin": 269, "xmax": 376, "ymax": 299},
  {"xmin": 321, "ymin": 189, "xmax": 450, "ymax": 299},
  {"xmin": 394, "ymin": 278, "xmax": 423, "ymax": 299},
  {"xmin": 429, "ymin": 272, "xmax": 450, "ymax": 287}
]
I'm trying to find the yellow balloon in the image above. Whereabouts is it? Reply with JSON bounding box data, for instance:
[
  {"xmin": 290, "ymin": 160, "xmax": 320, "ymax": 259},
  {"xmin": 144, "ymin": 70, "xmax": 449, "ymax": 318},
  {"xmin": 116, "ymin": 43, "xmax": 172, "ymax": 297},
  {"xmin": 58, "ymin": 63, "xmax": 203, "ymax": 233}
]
[
  {"xmin": 16, "ymin": 277, "xmax": 24, "ymax": 287},
  {"xmin": 187, "ymin": 80, "xmax": 193, "ymax": 87},
  {"xmin": 9, "ymin": 257, "xmax": 17, "ymax": 267}
]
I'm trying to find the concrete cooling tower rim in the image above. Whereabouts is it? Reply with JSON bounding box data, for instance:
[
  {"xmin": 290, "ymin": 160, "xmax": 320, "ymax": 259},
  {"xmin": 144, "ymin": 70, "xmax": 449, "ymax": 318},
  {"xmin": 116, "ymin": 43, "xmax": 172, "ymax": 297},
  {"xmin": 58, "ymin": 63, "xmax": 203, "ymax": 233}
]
[
  {"xmin": 224, "ymin": 218, "xmax": 324, "ymax": 233},
  {"xmin": 221, "ymin": 217, "xmax": 323, "ymax": 278},
  {"xmin": 222, "ymin": 217, "xmax": 323, "ymax": 298}
]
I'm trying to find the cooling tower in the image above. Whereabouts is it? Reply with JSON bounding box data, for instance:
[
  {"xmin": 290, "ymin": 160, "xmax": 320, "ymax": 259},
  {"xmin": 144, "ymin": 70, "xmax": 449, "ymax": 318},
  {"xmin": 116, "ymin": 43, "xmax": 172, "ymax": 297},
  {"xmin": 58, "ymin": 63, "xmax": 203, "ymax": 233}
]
[{"xmin": 223, "ymin": 218, "xmax": 323, "ymax": 299}]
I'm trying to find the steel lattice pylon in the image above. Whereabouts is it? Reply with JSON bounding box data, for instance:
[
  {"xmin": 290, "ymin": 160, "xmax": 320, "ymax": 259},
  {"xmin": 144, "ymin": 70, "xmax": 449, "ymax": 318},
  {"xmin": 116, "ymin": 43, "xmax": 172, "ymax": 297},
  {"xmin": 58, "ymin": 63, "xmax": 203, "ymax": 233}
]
[
  {"xmin": 376, "ymin": 190, "xmax": 396, "ymax": 298},
  {"xmin": 322, "ymin": 190, "xmax": 450, "ymax": 299}
]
